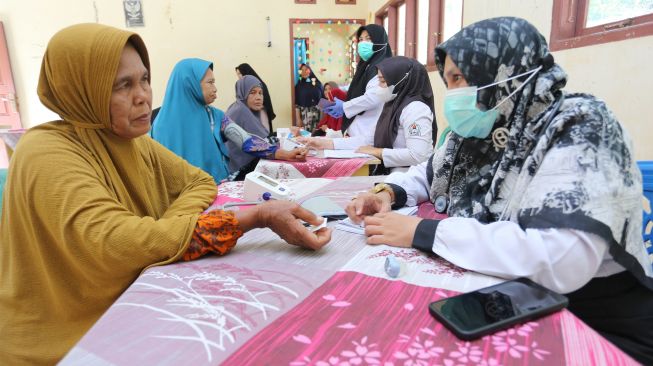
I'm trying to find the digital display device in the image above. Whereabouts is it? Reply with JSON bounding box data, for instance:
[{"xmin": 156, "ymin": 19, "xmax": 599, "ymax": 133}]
[
  {"xmin": 243, "ymin": 172, "xmax": 292, "ymax": 202},
  {"xmin": 258, "ymin": 175, "xmax": 278, "ymax": 187},
  {"xmin": 428, "ymin": 278, "xmax": 568, "ymax": 340}
]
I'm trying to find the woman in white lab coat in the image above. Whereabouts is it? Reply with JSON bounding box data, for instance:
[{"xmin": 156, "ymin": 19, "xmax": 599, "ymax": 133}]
[
  {"xmin": 345, "ymin": 17, "xmax": 653, "ymax": 363},
  {"xmin": 356, "ymin": 56, "xmax": 435, "ymax": 173}
]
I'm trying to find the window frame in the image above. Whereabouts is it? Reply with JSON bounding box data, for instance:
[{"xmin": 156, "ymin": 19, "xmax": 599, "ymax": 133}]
[
  {"xmin": 375, "ymin": 0, "xmax": 462, "ymax": 71},
  {"xmin": 550, "ymin": 0, "xmax": 653, "ymax": 51}
]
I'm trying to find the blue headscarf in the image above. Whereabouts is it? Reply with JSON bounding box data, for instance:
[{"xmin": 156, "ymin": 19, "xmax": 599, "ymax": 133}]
[{"xmin": 151, "ymin": 58, "xmax": 230, "ymax": 183}]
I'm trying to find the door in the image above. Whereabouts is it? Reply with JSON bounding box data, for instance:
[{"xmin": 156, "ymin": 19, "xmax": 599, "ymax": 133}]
[
  {"xmin": 0, "ymin": 22, "xmax": 21, "ymax": 168},
  {"xmin": 0, "ymin": 22, "xmax": 20, "ymax": 129},
  {"xmin": 292, "ymin": 37, "xmax": 309, "ymax": 126}
]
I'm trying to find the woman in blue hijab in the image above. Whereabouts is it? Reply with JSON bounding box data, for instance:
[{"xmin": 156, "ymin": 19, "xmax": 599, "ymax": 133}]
[{"xmin": 151, "ymin": 58, "xmax": 230, "ymax": 183}]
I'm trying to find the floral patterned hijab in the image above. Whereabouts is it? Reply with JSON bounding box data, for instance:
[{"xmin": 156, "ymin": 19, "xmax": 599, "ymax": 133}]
[{"xmin": 430, "ymin": 17, "xmax": 652, "ymax": 289}]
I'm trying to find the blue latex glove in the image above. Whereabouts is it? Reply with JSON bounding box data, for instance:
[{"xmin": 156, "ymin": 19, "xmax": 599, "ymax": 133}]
[{"xmin": 324, "ymin": 97, "xmax": 344, "ymax": 118}]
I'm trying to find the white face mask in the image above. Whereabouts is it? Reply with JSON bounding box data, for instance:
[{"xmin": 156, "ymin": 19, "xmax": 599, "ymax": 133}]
[
  {"xmin": 375, "ymin": 71, "xmax": 410, "ymax": 103},
  {"xmin": 375, "ymin": 86, "xmax": 397, "ymax": 103}
]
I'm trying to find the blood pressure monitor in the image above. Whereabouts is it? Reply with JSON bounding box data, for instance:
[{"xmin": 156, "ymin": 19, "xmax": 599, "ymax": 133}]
[{"xmin": 243, "ymin": 171, "xmax": 293, "ymax": 202}]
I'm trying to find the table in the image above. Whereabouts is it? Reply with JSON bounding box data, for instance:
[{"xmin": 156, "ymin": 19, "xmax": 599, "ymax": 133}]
[
  {"xmin": 254, "ymin": 152, "xmax": 381, "ymax": 179},
  {"xmin": 60, "ymin": 177, "xmax": 637, "ymax": 366}
]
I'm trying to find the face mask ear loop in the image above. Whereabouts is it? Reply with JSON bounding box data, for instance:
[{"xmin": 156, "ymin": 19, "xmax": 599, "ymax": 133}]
[
  {"xmin": 492, "ymin": 66, "xmax": 542, "ymax": 110},
  {"xmin": 477, "ymin": 66, "xmax": 542, "ymax": 91},
  {"xmin": 371, "ymin": 42, "xmax": 388, "ymax": 54},
  {"xmin": 392, "ymin": 71, "xmax": 410, "ymax": 89}
]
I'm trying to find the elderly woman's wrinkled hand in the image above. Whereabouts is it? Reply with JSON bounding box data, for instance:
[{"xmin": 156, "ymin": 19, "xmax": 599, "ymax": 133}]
[
  {"xmin": 256, "ymin": 200, "xmax": 332, "ymax": 250},
  {"xmin": 345, "ymin": 192, "xmax": 392, "ymax": 224}
]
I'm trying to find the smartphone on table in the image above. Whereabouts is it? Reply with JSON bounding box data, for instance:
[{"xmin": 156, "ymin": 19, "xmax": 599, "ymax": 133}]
[{"xmin": 428, "ymin": 278, "xmax": 568, "ymax": 340}]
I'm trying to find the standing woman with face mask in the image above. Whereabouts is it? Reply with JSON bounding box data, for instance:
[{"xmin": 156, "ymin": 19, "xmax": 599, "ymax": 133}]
[
  {"xmin": 355, "ymin": 56, "xmax": 436, "ymax": 173},
  {"xmin": 298, "ymin": 24, "xmax": 392, "ymax": 150}
]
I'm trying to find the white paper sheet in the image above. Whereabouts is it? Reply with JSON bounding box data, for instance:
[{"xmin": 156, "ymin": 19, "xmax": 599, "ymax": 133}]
[
  {"xmin": 336, "ymin": 206, "xmax": 418, "ymax": 235},
  {"xmin": 323, "ymin": 149, "xmax": 372, "ymax": 159}
]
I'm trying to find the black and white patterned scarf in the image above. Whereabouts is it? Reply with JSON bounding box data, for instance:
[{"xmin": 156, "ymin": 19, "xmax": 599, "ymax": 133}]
[{"xmin": 431, "ymin": 17, "xmax": 652, "ymax": 289}]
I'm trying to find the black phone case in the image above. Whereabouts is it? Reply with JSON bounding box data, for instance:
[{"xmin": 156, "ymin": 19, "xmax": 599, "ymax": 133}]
[{"xmin": 428, "ymin": 278, "xmax": 569, "ymax": 341}]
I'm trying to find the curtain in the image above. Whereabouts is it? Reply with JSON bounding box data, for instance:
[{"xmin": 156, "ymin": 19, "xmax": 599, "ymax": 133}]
[{"xmin": 293, "ymin": 38, "xmax": 307, "ymax": 85}]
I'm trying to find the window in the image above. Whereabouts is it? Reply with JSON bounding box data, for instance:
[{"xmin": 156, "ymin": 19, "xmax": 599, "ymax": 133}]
[
  {"xmin": 442, "ymin": 0, "xmax": 463, "ymax": 42},
  {"xmin": 376, "ymin": 0, "xmax": 464, "ymax": 70},
  {"xmin": 550, "ymin": 0, "xmax": 653, "ymax": 51},
  {"xmin": 417, "ymin": 0, "xmax": 430, "ymax": 64},
  {"xmin": 397, "ymin": 3, "xmax": 406, "ymax": 55}
]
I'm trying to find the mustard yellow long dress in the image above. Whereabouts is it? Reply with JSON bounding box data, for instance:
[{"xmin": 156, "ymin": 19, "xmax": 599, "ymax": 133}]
[{"xmin": 0, "ymin": 24, "xmax": 217, "ymax": 365}]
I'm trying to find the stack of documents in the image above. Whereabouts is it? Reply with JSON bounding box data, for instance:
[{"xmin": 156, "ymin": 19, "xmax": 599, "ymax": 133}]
[{"xmin": 336, "ymin": 206, "xmax": 418, "ymax": 235}]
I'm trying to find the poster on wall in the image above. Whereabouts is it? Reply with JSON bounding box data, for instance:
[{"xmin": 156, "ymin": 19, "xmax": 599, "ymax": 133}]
[{"xmin": 123, "ymin": 0, "xmax": 145, "ymax": 27}]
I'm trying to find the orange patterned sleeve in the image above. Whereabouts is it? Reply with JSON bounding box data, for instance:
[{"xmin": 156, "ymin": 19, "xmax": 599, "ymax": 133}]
[{"xmin": 182, "ymin": 210, "xmax": 244, "ymax": 261}]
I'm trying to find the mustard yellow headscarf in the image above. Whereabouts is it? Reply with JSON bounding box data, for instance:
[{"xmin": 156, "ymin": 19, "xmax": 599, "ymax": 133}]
[{"xmin": 0, "ymin": 24, "xmax": 217, "ymax": 364}]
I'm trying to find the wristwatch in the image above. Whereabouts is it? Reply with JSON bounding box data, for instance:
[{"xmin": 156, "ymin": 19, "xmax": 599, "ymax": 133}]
[{"xmin": 370, "ymin": 183, "xmax": 395, "ymax": 205}]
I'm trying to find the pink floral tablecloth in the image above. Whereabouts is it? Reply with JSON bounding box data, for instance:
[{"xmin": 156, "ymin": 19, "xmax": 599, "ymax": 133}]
[
  {"xmin": 60, "ymin": 177, "xmax": 637, "ymax": 366},
  {"xmin": 255, "ymin": 157, "xmax": 369, "ymax": 179}
]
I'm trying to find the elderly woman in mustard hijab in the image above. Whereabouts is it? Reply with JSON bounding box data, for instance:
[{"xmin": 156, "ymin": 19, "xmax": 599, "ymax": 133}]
[{"xmin": 0, "ymin": 24, "xmax": 331, "ymax": 365}]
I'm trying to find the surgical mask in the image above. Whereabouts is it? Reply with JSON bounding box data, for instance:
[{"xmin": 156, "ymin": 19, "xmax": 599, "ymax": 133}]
[
  {"xmin": 357, "ymin": 41, "xmax": 387, "ymax": 61},
  {"xmin": 375, "ymin": 71, "xmax": 409, "ymax": 103},
  {"xmin": 444, "ymin": 67, "xmax": 542, "ymax": 139}
]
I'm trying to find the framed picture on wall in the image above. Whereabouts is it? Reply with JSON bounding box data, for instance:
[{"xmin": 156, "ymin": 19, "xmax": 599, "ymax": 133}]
[
  {"xmin": 123, "ymin": 0, "xmax": 145, "ymax": 27},
  {"xmin": 335, "ymin": 0, "xmax": 356, "ymax": 4},
  {"xmin": 295, "ymin": 0, "xmax": 316, "ymax": 4}
]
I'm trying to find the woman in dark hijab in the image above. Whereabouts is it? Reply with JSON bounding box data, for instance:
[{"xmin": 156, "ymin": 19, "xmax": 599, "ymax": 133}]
[
  {"xmin": 300, "ymin": 24, "xmax": 392, "ymax": 151},
  {"xmin": 356, "ymin": 56, "xmax": 435, "ymax": 173},
  {"xmin": 235, "ymin": 63, "xmax": 275, "ymax": 133},
  {"xmin": 294, "ymin": 63, "xmax": 323, "ymax": 131},
  {"xmin": 345, "ymin": 17, "xmax": 653, "ymax": 364}
]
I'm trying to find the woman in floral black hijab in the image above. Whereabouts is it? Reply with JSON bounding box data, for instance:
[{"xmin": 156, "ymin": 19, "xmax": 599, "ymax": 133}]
[{"xmin": 346, "ymin": 17, "xmax": 652, "ymax": 363}]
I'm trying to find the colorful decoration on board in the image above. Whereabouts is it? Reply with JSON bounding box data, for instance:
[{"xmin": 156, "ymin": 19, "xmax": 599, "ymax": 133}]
[{"xmin": 292, "ymin": 21, "xmax": 361, "ymax": 84}]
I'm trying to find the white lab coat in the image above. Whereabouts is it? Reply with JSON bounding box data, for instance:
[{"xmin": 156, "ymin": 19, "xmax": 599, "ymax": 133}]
[
  {"xmin": 333, "ymin": 76, "xmax": 383, "ymax": 150},
  {"xmin": 381, "ymin": 101, "xmax": 433, "ymax": 171},
  {"xmin": 385, "ymin": 161, "xmax": 626, "ymax": 294}
]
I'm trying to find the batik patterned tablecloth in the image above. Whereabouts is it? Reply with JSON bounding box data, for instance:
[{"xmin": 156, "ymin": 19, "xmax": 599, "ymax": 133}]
[{"xmin": 60, "ymin": 177, "xmax": 637, "ymax": 366}]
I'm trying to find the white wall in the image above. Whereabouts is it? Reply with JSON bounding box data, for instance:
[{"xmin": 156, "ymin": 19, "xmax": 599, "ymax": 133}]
[
  {"xmin": 0, "ymin": 0, "xmax": 369, "ymax": 130},
  {"xmin": 367, "ymin": 0, "xmax": 653, "ymax": 160}
]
